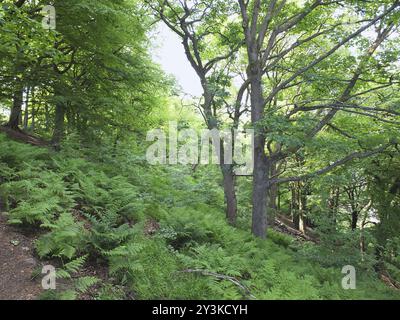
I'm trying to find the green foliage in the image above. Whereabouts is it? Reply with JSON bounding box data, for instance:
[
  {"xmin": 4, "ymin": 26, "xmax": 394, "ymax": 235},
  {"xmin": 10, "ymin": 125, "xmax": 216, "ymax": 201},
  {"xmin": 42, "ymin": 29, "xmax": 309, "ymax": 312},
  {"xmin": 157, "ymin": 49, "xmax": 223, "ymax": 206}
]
[
  {"xmin": 95, "ymin": 284, "xmax": 126, "ymax": 300},
  {"xmin": 267, "ymin": 230, "xmax": 294, "ymax": 249},
  {"xmin": 1, "ymin": 135, "xmax": 400, "ymax": 300},
  {"xmin": 296, "ymin": 214, "xmax": 376, "ymax": 270},
  {"xmin": 3, "ymin": 171, "xmax": 75, "ymax": 225},
  {"xmin": 1, "ymin": 0, "xmax": 399, "ymax": 302},
  {"xmin": 39, "ymin": 255, "xmax": 99, "ymax": 300},
  {"xmin": 36, "ymin": 212, "xmax": 88, "ymax": 259},
  {"xmin": 381, "ymin": 237, "xmax": 400, "ymax": 284}
]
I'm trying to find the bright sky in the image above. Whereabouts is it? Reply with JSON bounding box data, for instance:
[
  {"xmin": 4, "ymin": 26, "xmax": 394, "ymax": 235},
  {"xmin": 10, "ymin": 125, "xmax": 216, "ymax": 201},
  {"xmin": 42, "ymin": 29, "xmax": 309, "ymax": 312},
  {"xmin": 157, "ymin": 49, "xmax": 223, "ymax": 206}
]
[
  {"xmin": 150, "ymin": 22, "xmax": 384, "ymax": 99},
  {"xmin": 151, "ymin": 23, "xmax": 203, "ymax": 97}
]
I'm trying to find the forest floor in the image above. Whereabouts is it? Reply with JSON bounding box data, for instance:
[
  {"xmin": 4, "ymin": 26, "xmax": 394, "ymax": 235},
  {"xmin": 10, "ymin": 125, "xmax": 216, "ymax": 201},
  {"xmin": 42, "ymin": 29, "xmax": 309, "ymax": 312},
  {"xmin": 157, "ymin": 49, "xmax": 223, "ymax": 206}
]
[
  {"xmin": 0, "ymin": 212, "xmax": 43, "ymax": 300},
  {"xmin": 0, "ymin": 128, "xmax": 397, "ymax": 299}
]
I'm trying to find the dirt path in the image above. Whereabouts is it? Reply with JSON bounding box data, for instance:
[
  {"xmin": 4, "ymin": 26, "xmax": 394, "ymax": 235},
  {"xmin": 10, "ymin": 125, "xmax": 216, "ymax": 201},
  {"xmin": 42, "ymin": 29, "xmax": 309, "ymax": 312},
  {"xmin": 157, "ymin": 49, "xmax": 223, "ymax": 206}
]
[{"xmin": 0, "ymin": 213, "xmax": 43, "ymax": 300}]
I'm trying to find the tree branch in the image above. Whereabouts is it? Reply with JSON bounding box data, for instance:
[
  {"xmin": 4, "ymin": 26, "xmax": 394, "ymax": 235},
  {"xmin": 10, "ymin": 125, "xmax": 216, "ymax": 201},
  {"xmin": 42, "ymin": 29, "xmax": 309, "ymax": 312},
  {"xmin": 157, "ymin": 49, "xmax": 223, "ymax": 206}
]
[
  {"xmin": 264, "ymin": 2, "xmax": 400, "ymax": 105},
  {"xmin": 271, "ymin": 142, "xmax": 397, "ymax": 185}
]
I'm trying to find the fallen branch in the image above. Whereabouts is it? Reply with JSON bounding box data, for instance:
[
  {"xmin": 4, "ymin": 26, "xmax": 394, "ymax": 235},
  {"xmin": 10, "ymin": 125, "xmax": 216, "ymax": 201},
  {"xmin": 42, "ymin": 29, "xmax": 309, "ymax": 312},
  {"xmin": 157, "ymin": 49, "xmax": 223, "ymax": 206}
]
[
  {"xmin": 179, "ymin": 269, "xmax": 256, "ymax": 299},
  {"xmin": 380, "ymin": 270, "xmax": 400, "ymax": 290},
  {"xmin": 274, "ymin": 217, "xmax": 318, "ymax": 243}
]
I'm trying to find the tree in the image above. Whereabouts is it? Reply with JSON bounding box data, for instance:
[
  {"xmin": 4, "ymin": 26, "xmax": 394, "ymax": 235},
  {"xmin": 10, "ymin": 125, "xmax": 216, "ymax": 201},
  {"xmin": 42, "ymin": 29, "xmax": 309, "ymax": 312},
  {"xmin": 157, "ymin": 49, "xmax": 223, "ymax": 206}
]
[
  {"xmin": 0, "ymin": 0, "xmax": 57, "ymax": 129},
  {"xmin": 146, "ymin": 0, "xmax": 248, "ymax": 225},
  {"xmin": 1, "ymin": 0, "xmax": 168, "ymax": 146},
  {"xmin": 237, "ymin": 0, "xmax": 400, "ymax": 238}
]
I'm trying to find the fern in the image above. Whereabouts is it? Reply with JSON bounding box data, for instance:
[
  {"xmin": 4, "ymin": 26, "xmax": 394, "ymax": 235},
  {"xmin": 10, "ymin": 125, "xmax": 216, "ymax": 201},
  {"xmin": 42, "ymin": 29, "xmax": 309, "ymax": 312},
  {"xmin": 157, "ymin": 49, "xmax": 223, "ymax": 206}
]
[
  {"xmin": 75, "ymin": 276, "xmax": 100, "ymax": 293},
  {"xmin": 36, "ymin": 212, "xmax": 88, "ymax": 259},
  {"xmin": 64, "ymin": 255, "xmax": 88, "ymax": 274},
  {"xmin": 1, "ymin": 170, "xmax": 75, "ymax": 225},
  {"xmin": 106, "ymin": 242, "xmax": 145, "ymax": 275}
]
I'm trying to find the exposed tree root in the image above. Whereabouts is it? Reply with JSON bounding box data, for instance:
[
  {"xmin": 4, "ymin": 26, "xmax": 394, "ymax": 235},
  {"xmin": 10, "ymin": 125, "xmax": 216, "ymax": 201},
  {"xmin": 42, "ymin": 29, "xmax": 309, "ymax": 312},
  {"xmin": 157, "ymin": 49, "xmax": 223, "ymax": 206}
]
[{"xmin": 0, "ymin": 126, "xmax": 49, "ymax": 147}]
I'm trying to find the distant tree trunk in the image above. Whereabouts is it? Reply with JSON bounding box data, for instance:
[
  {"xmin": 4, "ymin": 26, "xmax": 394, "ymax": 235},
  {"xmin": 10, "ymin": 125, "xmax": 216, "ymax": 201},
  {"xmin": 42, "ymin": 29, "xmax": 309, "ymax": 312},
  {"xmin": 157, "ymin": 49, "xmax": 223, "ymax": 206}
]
[
  {"xmin": 299, "ymin": 187, "xmax": 307, "ymax": 234},
  {"xmin": 7, "ymin": 86, "xmax": 24, "ymax": 130},
  {"xmin": 351, "ymin": 211, "xmax": 359, "ymax": 231},
  {"xmin": 31, "ymin": 105, "xmax": 35, "ymax": 130},
  {"xmin": 216, "ymin": 131, "xmax": 238, "ymax": 226},
  {"xmin": 30, "ymin": 88, "xmax": 37, "ymax": 130},
  {"xmin": 328, "ymin": 187, "xmax": 340, "ymax": 229},
  {"xmin": 291, "ymin": 183, "xmax": 303, "ymax": 234},
  {"xmin": 290, "ymin": 181, "xmax": 309, "ymax": 235},
  {"xmin": 23, "ymin": 87, "xmax": 30, "ymax": 130},
  {"xmin": 221, "ymin": 164, "xmax": 237, "ymax": 225},
  {"xmin": 52, "ymin": 103, "xmax": 66, "ymax": 146},
  {"xmin": 66, "ymin": 106, "xmax": 76, "ymax": 131},
  {"xmin": 291, "ymin": 183, "xmax": 299, "ymax": 226},
  {"xmin": 44, "ymin": 104, "xmax": 50, "ymax": 131},
  {"xmin": 345, "ymin": 187, "xmax": 359, "ymax": 231},
  {"xmin": 268, "ymin": 162, "xmax": 278, "ymax": 212},
  {"xmin": 360, "ymin": 211, "xmax": 370, "ymax": 261},
  {"xmin": 7, "ymin": 45, "xmax": 25, "ymax": 130}
]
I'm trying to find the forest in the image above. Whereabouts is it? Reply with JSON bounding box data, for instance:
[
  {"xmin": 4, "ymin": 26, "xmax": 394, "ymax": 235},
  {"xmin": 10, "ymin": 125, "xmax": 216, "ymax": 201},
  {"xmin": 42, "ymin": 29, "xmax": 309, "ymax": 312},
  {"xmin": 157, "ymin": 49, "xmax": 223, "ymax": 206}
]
[{"xmin": 0, "ymin": 0, "xmax": 399, "ymax": 301}]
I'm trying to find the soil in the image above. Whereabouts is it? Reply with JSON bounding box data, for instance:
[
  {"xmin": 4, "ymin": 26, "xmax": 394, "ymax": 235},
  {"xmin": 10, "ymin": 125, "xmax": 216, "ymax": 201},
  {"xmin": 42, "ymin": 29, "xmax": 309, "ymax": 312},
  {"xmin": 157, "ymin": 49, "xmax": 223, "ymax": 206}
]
[{"xmin": 0, "ymin": 213, "xmax": 43, "ymax": 300}]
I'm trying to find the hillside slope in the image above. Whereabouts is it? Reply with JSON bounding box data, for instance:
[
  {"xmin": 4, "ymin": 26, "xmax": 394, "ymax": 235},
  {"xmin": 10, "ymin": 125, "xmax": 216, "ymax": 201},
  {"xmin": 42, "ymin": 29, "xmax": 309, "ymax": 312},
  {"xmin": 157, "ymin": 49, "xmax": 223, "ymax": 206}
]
[{"xmin": 0, "ymin": 134, "xmax": 398, "ymax": 300}]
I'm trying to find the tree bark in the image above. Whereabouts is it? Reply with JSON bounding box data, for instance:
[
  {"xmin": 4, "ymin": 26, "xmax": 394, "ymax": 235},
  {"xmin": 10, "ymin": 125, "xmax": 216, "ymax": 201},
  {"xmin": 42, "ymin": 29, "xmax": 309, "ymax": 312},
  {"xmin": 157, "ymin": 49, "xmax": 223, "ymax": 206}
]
[
  {"xmin": 252, "ymin": 151, "xmax": 269, "ymax": 239},
  {"xmin": 351, "ymin": 211, "xmax": 359, "ymax": 231},
  {"xmin": 7, "ymin": 86, "xmax": 24, "ymax": 130},
  {"xmin": 247, "ymin": 58, "xmax": 269, "ymax": 238},
  {"xmin": 291, "ymin": 183, "xmax": 299, "ymax": 227},
  {"xmin": 328, "ymin": 187, "xmax": 340, "ymax": 229},
  {"xmin": 268, "ymin": 163, "xmax": 278, "ymax": 212},
  {"xmin": 23, "ymin": 87, "xmax": 30, "ymax": 130},
  {"xmin": 247, "ymin": 42, "xmax": 270, "ymax": 238},
  {"xmin": 51, "ymin": 102, "xmax": 65, "ymax": 146},
  {"xmin": 299, "ymin": 187, "xmax": 307, "ymax": 234},
  {"xmin": 291, "ymin": 181, "xmax": 309, "ymax": 234},
  {"xmin": 221, "ymin": 164, "xmax": 237, "ymax": 225}
]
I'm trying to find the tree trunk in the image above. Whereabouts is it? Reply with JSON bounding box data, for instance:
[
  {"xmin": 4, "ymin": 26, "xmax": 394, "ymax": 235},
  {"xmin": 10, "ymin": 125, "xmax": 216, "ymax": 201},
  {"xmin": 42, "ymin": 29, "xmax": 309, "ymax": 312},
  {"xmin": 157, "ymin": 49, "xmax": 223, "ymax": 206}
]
[
  {"xmin": 299, "ymin": 188, "xmax": 307, "ymax": 234},
  {"xmin": 45, "ymin": 104, "xmax": 50, "ymax": 131},
  {"xmin": 291, "ymin": 182, "xmax": 308, "ymax": 234},
  {"xmin": 23, "ymin": 87, "xmax": 30, "ymax": 130},
  {"xmin": 7, "ymin": 48, "xmax": 25, "ymax": 130},
  {"xmin": 7, "ymin": 87, "xmax": 24, "ymax": 130},
  {"xmin": 248, "ymin": 56, "xmax": 269, "ymax": 238},
  {"xmin": 351, "ymin": 211, "xmax": 359, "ymax": 231},
  {"xmin": 328, "ymin": 187, "xmax": 340, "ymax": 229},
  {"xmin": 52, "ymin": 103, "xmax": 65, "ymax": 146},
  {"xmin": 268, "ymin": 163, "xmax": 278, "ymax": 212},
  {"xmin": 251, "ymin": 128, "xmax": 269, "ymax": 238},
  {"xmin": 291, "ymin": 184, "xmax": 299, "ymax": 227},
  {"xmin": 31, "ymin": 105, "xmax": 35, "ymax": 130},
  {"xmin": 221, "ymin": 164, "xmax": 237, "ymax": 225}
]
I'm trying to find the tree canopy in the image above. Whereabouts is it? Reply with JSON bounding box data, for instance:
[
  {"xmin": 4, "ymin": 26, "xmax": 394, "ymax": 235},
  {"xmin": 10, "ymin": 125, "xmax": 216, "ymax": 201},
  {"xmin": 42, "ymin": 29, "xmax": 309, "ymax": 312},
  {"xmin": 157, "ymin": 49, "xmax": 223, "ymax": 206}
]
[{"xmin": 0, "ymin": 0, "xmax": 399, "ymax": 301}]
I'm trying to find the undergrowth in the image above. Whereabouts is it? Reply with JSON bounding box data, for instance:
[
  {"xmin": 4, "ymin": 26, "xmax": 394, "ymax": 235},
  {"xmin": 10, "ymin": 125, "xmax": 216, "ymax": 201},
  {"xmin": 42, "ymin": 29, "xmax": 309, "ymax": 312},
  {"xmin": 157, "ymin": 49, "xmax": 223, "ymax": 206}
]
[{"xmin": 0, "ymin": 133, "xmax": 399, "ymax": 300}]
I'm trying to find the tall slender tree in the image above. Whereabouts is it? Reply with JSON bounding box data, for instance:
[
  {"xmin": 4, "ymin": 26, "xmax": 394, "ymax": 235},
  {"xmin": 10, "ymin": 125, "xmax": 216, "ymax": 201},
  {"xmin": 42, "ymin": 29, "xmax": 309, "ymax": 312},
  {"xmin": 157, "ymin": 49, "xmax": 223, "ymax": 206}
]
[{"xmin": 147, "ymin": 0, "xmax": 249, "ymax": 224}]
